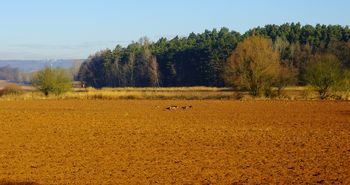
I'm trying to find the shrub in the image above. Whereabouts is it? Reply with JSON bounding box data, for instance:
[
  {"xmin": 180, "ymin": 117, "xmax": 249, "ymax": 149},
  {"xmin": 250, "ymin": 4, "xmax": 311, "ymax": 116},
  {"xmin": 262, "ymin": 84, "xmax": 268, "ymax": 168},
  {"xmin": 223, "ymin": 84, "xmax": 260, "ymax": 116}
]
[
  {"xmin": 32, "ymin": 67, "xmax": 72, "ymax": 96},
  {"xmin": 305, "ymin": 54, "xmax": 344, "ymax": 99},
  {"xmin": 274, "ymin": 66, "xmax": 297, "ymax": 97},
  {"xmin": 0, "ymin": 83, "xmax": 24, "ymax": 97}
]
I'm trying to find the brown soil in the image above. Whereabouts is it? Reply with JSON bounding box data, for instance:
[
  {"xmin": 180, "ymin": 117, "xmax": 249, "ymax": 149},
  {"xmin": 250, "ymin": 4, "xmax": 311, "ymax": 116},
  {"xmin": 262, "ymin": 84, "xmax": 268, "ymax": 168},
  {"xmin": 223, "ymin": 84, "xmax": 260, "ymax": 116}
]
[{"xmin": 0, "ymin": 100, "xmax": 350, "ymax": 184}]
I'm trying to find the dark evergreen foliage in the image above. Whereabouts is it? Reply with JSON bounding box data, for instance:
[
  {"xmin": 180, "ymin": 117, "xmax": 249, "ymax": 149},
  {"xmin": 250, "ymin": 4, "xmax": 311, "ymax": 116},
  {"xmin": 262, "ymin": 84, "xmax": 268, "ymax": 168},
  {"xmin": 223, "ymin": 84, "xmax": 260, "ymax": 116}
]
[{"xmin": 78, "ymin": 23, "xmax": 350, "ymax": 88}]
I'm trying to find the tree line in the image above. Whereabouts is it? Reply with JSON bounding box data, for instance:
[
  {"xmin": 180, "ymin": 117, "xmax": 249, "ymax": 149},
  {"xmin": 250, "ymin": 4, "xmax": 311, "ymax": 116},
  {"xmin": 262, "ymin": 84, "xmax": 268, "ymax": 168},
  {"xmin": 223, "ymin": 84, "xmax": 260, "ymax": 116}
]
[{"xmin": 78, "ymin": 23, "xmax": 350, "ymax": 90}]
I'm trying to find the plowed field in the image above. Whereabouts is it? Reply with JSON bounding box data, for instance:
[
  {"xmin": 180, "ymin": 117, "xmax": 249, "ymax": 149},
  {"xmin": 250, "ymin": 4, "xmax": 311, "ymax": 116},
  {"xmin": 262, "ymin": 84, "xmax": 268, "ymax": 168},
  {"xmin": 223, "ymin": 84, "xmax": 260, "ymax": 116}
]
[{"xmin": 0, "ymin": 100, "xmax": 350, "ymax": 184}]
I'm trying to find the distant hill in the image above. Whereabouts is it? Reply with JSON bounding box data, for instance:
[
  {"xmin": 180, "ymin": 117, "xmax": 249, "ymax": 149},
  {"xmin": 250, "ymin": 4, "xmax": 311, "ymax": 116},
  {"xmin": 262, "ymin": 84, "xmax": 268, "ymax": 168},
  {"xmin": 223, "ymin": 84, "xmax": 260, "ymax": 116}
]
[{"xmin": 0, "ymin": 59, "xmax": 84, "ymax": 72}]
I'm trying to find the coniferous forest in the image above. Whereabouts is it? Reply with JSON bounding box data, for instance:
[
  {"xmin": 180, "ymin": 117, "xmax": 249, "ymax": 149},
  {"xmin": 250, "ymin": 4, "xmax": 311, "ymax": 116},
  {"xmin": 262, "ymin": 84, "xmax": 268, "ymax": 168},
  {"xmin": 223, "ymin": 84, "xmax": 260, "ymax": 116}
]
[{"xmin": 78, "ymin": 23, "xmax": 350, "ymax": 88}]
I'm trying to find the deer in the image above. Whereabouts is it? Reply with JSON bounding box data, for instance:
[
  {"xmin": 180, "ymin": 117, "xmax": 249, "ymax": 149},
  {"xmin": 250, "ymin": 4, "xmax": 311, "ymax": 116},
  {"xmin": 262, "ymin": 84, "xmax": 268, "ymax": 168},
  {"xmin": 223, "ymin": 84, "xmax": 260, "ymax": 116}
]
[
  {"xmin": 165, "ymin": 105, "xmax": 179, "ymax": 111},
  {"xmin": 181, "ymin": 105, "xmax": 192, "ymax": 110},
  {"xmin": 165, "ymin": 105, "xmax": 192, "ymax": 111}
]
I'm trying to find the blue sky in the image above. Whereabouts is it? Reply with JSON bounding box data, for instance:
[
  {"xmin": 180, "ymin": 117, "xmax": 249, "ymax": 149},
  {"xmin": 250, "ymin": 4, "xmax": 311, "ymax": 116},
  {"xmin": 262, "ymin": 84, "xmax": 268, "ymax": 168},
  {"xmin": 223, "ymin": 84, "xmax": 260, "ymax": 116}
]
[{"xmin": 0, "ymin": 0, "xmax": 349, "ymax": 60}]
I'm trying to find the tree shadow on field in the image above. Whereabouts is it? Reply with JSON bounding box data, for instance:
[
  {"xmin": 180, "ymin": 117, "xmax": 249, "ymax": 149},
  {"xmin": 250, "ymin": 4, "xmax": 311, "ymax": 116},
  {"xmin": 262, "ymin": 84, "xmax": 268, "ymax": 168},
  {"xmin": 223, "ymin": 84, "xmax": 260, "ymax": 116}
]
[{"xmin": 0, "ymin": 180, "xmax": 39, "ymax": 185}]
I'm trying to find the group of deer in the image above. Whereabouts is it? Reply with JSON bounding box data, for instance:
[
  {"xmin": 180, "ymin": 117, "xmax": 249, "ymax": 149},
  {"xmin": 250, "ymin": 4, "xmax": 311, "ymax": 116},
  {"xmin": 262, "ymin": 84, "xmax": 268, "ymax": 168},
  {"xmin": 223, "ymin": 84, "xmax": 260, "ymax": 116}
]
[{"xmin": 165, "ymin": 105, "xmax": 192, "ymax": 111}]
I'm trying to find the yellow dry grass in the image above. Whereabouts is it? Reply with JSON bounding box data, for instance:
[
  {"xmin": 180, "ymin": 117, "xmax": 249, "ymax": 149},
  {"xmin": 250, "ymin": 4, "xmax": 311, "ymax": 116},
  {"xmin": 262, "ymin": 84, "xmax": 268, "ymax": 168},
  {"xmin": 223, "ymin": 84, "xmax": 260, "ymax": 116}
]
[{"xmin": 0, "ymin": 85, "xmax": 349, "ymax": 101}]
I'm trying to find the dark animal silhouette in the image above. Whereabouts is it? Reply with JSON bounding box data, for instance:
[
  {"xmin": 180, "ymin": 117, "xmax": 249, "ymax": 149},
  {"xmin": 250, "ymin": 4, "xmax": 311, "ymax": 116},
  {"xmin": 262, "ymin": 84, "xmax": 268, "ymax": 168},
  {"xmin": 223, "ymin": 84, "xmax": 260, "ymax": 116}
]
[{"xmin": 165, "ymin": 105, "xmax": 192, "ymax": 111}]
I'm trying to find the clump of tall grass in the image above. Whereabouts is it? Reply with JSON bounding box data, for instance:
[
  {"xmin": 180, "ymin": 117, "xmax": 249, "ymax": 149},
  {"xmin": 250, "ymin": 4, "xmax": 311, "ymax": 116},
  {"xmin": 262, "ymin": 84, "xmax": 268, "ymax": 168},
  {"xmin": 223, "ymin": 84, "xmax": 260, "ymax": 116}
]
[
  {"xmin": 62, "ymin": 89, "xmax": 237, "ymax": 100},
  {"xmin": 97, "ymin": 86, "xmax": 231, "ymax": 92}
]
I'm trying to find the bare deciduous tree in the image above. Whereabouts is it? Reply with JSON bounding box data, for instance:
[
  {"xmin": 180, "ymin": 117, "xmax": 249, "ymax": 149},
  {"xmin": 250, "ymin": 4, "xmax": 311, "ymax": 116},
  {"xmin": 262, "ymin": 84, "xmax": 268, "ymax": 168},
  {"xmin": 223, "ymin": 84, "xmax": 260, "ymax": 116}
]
[
  {"xmin": 224, "ymin": 36, "xmax": 280, "ymax": 96},
  {"xmin": 149, "ymin": 56, "xmax": 160, "ymax": 87}
]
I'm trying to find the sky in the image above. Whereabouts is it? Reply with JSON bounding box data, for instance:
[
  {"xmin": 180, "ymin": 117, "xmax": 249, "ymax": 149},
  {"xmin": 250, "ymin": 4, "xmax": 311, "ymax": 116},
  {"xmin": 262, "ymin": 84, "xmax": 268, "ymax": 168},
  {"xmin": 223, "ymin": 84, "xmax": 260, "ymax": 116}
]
[{"xmin": 0, "ymin": 0, "xmax": 349, "ymax": 60}]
